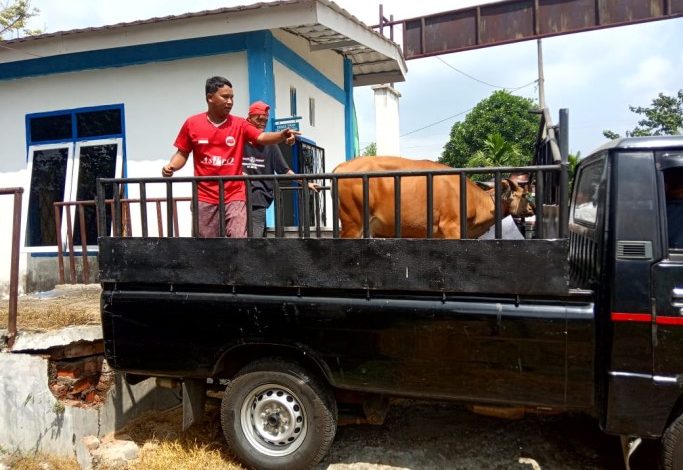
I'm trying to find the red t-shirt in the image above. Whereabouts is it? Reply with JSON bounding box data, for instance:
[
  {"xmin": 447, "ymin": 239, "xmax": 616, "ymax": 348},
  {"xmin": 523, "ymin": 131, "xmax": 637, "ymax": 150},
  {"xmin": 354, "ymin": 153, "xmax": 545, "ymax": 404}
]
[{"xmin": 174, "ymin": 112, "xmax": 262, "ymax": 204}]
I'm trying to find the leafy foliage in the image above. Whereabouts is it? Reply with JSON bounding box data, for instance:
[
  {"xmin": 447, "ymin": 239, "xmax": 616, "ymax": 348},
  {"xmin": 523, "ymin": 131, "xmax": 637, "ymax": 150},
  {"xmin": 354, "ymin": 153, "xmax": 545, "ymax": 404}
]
[
  {"xmin": 361, "ymin": 142, "xmax": 376, "ymax": 156},
  {"xmin": 602, "ymin": 130, "xmax": 620, "ymax": 140},
  {"xmin": 568, "ymin": 151, "xmax": 580, "ymax": 181},
  {"xmin": 467, "ymin": 132, "xmax": 523, "ymax": 168},
  {"xmin": 603, "ymin": 89, "xmax": 683, "ymax": 139},
  {"xmin": 0, "ymin": 0, "xmax": 40, "ymax": 39},
  {"xmin": 465, "ymin": 132, "xmax": 525, "ymax": 181},
  {"xmin": 439, "ymin": 90, "xmax": 539, "ymax": 169}
]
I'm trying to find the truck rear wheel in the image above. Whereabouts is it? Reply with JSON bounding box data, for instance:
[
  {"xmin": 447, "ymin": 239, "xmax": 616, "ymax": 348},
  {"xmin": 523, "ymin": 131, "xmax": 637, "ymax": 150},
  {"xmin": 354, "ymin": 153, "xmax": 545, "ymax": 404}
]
[
  {"xmin": 220, "ymin": 358, "xmax": 337, "ymax": 470},
  {"xmin": 662, "ymin": 412, "xmax": 683, "ymax": 470}
]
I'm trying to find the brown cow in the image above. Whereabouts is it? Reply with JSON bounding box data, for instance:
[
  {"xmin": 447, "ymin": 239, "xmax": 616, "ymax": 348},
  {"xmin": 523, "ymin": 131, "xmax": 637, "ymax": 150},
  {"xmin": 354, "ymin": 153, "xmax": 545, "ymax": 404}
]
[{"xmin": 333, "ymin": 156, "xmax": 534, "ymax": 239}]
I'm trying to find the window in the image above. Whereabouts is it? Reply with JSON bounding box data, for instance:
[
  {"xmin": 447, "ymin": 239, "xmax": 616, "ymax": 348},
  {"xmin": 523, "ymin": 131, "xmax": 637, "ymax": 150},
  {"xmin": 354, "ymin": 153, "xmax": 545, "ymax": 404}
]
[
  {"xmin": 24, "ymin": 105, "xmax": 124, "ymax": 251},
  {"xmin": 572, "ymin": 160, "xmax": 605, "ymax": 226},
  {"xmin": 76, "ymin": 108, "xmax": 122, "ymax": 138},
  {"xmin": 290, "ymin": 87, "xmax": 297, "ymax": 116},
  {"xmin": 25, "ymin": 146, "xmax": 70, "ymax": 247},
  {"xmin": 309, "ymin": 97, "xmax": 315, "ymax": 126},
  {"xmin": 29, "ymin": 114, "xmax": 72, "ymax": 142},
  {"xmin": 665, "ymin": 167, "xmax": 683, "ymax": 250},
  {"xmin": 72, "ymin": 141, "xmax": 120, "ymax": 246}
]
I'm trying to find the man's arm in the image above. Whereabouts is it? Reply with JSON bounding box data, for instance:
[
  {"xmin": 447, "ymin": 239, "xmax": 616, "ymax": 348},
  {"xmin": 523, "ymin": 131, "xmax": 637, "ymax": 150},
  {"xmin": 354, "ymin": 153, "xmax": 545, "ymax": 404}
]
[
  {"xmin": 267, "ymin": 145, "xmax": 319, "ymax": 192},
  {"xmin": 283, "ymin": 169, "xmax": 320, "ymax": 193},
  {"xmin": 162, "ymin": 150, "xmax": 190, "ymax": 177},
  {"xmin": 256, "ymin": 128, "xmax": 300, "ymax": 146}
]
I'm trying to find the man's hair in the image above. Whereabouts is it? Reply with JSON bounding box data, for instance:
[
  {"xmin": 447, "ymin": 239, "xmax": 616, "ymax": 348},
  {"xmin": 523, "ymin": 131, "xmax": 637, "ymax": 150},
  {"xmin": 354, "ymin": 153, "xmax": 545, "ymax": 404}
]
[{"xmin": 205, "ymin": 76, "xmax": 232, "ymax": 95}]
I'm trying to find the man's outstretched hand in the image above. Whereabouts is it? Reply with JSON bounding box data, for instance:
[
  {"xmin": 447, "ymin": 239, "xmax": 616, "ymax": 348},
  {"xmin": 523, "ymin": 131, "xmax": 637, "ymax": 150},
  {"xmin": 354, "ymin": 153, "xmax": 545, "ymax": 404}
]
[{"xmin": 282, "ymin": 128, "xmax": 301, "ymax": 146}]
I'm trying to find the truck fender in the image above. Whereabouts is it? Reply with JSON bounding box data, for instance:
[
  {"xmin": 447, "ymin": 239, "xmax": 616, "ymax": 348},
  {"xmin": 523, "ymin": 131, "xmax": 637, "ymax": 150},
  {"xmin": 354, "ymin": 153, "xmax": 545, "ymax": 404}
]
[{"xmin": 212, "ymin": 342, "xmax": 334, "ymax": 385}]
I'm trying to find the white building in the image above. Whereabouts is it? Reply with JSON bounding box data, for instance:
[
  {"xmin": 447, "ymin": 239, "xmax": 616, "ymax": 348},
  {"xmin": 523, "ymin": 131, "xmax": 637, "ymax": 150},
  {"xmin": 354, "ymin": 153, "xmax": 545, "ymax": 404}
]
[{"xmin": 0, "ymin": 0, "xmax": 406, "ymax": 294}]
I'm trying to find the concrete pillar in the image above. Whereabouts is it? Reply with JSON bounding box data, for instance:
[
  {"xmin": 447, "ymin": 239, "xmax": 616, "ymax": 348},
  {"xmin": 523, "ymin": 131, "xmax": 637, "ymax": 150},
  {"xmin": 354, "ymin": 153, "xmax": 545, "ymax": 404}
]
[{"xmin": 372, "ymin": 84, "xmax": 401, "ymax": 155}]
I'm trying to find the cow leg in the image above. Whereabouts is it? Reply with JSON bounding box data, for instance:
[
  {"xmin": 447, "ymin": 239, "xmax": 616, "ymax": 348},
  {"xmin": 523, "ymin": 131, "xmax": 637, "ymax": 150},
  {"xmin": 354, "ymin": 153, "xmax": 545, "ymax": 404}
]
[
  {"xmin": 439, "ymin": 219, "xmax": 462, "ymax": 239},
  {"xmin": 340, "ymin": 221, "xmax": 362, "ymax": 238}
]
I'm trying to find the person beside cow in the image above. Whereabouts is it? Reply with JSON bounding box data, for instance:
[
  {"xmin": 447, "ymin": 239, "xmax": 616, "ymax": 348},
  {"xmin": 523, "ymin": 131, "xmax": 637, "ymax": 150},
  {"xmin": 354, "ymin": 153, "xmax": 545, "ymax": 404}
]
[
  {"xmin": 333, "ymin": 156, "xmax": 534, "ymax": 239},
  {"xmin": 161, "ymin": 76, "xmax": 299, "ymax": 238},
  {"xmin": 243, "ymin": 101, "xmax": 319, "ymax": 237}
]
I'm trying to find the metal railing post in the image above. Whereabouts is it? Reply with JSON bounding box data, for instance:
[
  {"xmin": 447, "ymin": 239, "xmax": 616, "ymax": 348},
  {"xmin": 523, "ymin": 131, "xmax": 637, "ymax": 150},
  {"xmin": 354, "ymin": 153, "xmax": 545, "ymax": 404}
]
[
  {"xmin": 559, "ymin": 108, "xmax": 569, "ymax": 238},
  {"xmin": 0, "ymin": 188, "xmax": 24, "ymax": 349}
]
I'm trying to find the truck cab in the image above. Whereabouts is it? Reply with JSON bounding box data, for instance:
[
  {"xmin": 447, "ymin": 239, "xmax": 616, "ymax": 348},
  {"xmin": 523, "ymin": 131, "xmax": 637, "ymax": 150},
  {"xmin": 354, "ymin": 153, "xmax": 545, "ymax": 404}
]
[{"xmin": 569, "ymin": 136, "xmax": 683, "ymax": 466}]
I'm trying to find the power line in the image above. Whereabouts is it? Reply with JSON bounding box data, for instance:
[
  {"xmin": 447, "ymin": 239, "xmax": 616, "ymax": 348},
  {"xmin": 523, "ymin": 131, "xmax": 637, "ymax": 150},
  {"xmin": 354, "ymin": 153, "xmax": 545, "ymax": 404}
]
[
  {"xmin": 399, "ymin": 80, "xmax": 539, "ymax": 138},
  {"xmin": 436, "ymin": 56, "xmax": 536, "ymax": 91},
  {"xmin": 398, "ymin": 55, "xmax": 538, "ymax": 138},
  {"xmin": 400, "ymin": 108, "xmax": 471, "ymax": 137}
]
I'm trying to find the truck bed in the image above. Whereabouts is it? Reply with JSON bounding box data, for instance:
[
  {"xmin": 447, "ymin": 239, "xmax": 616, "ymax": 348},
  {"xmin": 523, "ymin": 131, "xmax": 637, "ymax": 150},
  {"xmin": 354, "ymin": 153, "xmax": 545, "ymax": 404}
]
[{"xmin": 99, "ymin": 237, "xmax": 570, "ymax": 296}]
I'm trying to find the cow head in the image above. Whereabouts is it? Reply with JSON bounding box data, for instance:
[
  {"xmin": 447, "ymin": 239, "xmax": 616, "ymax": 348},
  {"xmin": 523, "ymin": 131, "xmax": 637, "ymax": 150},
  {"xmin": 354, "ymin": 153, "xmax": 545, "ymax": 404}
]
[{"xmin": 501, "ymin": 178, "xmax": 535, "ymax": 217}]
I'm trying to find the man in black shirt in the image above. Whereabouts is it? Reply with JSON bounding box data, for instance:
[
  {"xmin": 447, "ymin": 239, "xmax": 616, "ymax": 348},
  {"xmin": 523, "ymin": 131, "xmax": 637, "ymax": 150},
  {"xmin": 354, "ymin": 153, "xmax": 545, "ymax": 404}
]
[{"xmin": 243, "ymin": 101, "xmax": 318, "ymax": 236}]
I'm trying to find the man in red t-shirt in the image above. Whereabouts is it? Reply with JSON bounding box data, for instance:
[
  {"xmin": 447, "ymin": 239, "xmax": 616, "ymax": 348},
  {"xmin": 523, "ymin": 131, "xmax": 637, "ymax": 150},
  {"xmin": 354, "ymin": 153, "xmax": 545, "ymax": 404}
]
[{"xmin": 162, "ymin": 76, "xmax": 299, "ymax": 238}]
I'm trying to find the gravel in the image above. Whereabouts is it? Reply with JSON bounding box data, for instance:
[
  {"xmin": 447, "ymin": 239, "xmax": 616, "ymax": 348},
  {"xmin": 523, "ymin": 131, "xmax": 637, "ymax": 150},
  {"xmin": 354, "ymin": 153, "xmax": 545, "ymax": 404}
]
[{"xmin": 315, "ymin": 400, "xmax": 658, "ymax": 470}]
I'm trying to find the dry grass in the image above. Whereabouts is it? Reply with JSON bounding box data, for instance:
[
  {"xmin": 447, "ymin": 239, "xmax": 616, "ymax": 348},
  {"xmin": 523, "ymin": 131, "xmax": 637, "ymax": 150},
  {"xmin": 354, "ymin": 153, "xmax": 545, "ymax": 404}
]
[
  {"xmin": 120, "ymin": 402, "xmax": 244, "ymax": 470},
  {"xmin": 0, "ymin": 284, "xmax": 101, "ymax": 331},
  {"xmin": 0, "ymin": 451, "xmax": 81, "ymax": 470},
  {"xmin": 0, "ymin": 403, "xmax": 245, "ymax": 470}
]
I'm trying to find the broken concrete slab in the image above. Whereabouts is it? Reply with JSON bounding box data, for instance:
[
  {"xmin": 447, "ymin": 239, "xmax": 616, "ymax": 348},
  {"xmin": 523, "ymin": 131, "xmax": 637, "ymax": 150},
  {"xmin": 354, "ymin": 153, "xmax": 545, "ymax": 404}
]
[
  {"xmin": 0, "ymin": 352, "xmax": 180, "ymax": 469},
  {"xmin": 10, "ymin": 325, "xmax": 103, "ymax": 352}
]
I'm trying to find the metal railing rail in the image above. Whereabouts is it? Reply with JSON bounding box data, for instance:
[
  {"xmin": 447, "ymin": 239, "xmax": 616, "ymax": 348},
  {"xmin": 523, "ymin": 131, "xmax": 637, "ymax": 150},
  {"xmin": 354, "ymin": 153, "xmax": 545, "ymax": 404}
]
[
  {"xmin": 98, "ymin": 163, "xmax": 561, "ymax": 241},
  {"xmin": 97, "ymin": 176, "xmax": 326, "ymax": 240},
  {"xmin": 1, "ymin": 187, "xmax": 23, "ymax": 349},
  {"xmin": 54, "ymin": 196, "xmax": 190, "ymax": 284}
]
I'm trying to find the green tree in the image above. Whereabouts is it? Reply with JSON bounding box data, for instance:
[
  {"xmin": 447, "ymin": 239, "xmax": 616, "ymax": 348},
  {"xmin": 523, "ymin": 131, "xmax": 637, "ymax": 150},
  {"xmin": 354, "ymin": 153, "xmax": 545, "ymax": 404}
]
[
  {"xmin": 0, "ymin": 0, "xmax": 40, "ymax": 39},
  {"xmin": 362, "ymin": 142, "xmax": 376, "ymax": 156},
  {"xmin": 468, "ymin": 132, "xmax": 523, "ymax": 167},
  {"xmin": 603, "ymin": 90, "xmax": 683, "ymax": 139},
  {"xmin": 568, "ymin": 151, "xmax": 580, "ymax": 181},
  {"xmin": 440, "ymin": 90, "xmax": 539, "ymax": 169},
  {"xmin": 602, "ymin": 130, "xmax": 620, "ymax": 140}
]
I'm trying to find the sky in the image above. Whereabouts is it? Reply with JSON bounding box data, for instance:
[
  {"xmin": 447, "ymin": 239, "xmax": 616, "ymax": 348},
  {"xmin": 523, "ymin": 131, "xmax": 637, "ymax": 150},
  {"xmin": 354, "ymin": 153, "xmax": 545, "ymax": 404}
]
[{"xmin": 23, "ymin": 0, "xmax": 683, "ymax": 160}]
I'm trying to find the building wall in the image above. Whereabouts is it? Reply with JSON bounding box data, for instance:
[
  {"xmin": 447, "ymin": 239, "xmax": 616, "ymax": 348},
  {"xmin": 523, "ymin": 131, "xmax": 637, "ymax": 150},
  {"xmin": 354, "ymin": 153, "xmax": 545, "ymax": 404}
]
[
  {"xmin": 0, "ymin": 29, "xmax": 350, "ymax": 292},
  {"xmin": 273, "ymin": 62, "xmax": 345, "ymax": 171}
]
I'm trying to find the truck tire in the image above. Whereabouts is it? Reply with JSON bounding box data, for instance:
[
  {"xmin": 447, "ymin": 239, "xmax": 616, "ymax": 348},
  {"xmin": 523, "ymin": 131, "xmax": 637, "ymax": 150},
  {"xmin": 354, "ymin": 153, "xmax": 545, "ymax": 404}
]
[
  {"xmin": 662, "ymin": 412, "xmax": 683, "ymax": 470},
  {"xmin": 220, "ymin": 358, "xmax": 337, "ymax": 470}
]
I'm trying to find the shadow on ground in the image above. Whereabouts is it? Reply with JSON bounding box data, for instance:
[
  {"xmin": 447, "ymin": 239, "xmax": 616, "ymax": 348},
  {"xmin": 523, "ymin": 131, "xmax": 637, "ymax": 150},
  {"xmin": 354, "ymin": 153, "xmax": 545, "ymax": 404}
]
[{"xmin": 316, "ymin": 400, "xmax": 658, "ymax": 470}]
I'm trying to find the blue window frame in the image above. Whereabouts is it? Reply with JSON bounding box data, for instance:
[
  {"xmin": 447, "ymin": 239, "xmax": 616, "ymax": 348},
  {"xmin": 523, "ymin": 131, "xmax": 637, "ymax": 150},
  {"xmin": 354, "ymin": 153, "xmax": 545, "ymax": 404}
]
[{"xmin": 24, "ymin": 104, "xmax": 125, "ymax": 252}]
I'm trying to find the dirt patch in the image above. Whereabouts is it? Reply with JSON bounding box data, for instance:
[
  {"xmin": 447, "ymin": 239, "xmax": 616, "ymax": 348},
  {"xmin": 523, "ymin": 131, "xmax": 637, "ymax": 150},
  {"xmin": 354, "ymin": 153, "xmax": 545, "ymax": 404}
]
[
  {"xmin": 317, "ymin": 400, "xmax": 658, "ymax": 470},
  {"xmin": 0, "ymin": 284, "xmax": 101, "ymax": 331}
]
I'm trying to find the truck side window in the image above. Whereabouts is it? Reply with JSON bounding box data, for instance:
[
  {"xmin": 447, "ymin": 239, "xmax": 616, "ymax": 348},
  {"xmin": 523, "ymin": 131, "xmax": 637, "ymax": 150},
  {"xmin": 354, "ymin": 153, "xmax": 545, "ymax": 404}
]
[
  {"xmin": 573, "ymin": 162, "xmax": 603, "ymax": 225},
  {"xmin": 665, "ymin": 167, "xmax": 683, "ymax": 250}
]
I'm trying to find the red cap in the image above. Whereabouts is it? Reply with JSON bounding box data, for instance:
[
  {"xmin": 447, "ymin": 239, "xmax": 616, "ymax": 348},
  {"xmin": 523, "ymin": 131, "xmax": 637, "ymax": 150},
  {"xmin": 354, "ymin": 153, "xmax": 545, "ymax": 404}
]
[{"xmin": 248, "ymin": 101, "xmax": 270, "ymax": 116}]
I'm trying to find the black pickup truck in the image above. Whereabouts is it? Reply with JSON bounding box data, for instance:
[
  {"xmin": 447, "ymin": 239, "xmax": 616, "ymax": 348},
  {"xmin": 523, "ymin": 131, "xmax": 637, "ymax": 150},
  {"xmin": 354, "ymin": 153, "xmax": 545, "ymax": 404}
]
[{"xmin": 97, "ymin": 125, "xmax": 683, "ymax": 469}]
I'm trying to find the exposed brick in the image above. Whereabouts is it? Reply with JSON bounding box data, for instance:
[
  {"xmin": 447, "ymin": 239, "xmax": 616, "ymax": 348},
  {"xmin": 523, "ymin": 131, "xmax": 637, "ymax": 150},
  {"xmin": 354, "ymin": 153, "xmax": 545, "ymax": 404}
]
[
  {"xmin": 82, "ymin": 357, "xmax": 103, "ymax": 375},
  {"xmin": 56, "ymin": 369, "xmax": 80, "ymax": 380},
  {"xmin": 70, "ymin": 376, "xmax": 99, "ymax": 395},
  {"xmin": 56, "ymin": 362, "xmax": 84, "ymax": 379},
  {"xmin": 84, "ymin": 390, "xmax": 98, "ymax": 403}
]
